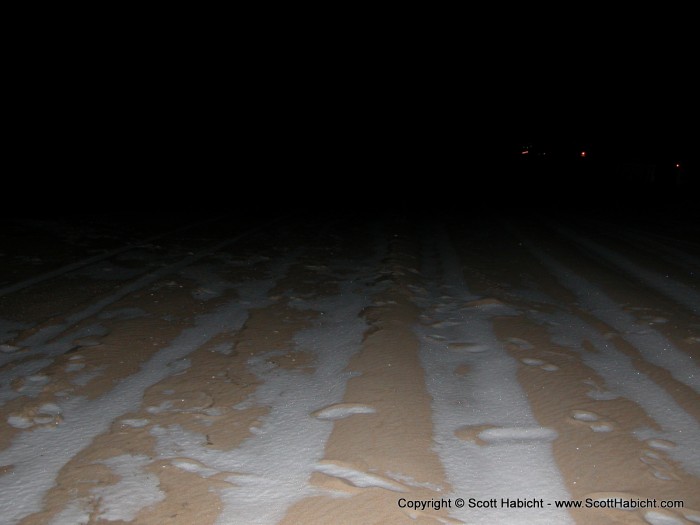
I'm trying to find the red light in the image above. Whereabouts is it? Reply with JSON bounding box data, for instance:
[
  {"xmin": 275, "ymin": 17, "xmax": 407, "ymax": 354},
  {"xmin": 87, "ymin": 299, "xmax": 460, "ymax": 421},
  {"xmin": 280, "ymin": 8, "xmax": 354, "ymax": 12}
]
[
  {"xmin": 521, "ymin": 150, "xmax": 529, "ymax": 155},
  {"xmin": 580, "ymin": 151, "xmax": 586, "ymax": 158}
]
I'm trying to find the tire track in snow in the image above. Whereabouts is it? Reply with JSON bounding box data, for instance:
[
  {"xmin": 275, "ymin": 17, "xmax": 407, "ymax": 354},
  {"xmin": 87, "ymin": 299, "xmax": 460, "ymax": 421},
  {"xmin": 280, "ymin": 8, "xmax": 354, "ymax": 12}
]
[
  {"xmin": 507, "ymin": 223, "xmax": 700, "ymax": 395},
  {"xmin": 0, "ymin": 215, "xmax": 229, "ymax": 298},
  {"xmin": 146, "ymin": 232, "xmax": 383, "ymax": 525},
  {"xmin": 550, "ymin": 223, "xmax": 700, "ymax": 315},
  {"xmin": 0, "ymin": 218, "xmax": 286, "ymax": 406},
  {"xmin": 280, "ymin": 225, "xmax": 455, "ymax": 525},
  {"xmin": 571, "ymin": 217, "xmax": 700, "ymax": 274},
  {"xmin": 0, "ymin": 260, "xmax": 294, "ymax": 525},
  {"xmin": 416, "ymin": 225, "xmax": 574, "ymax": 525},
  {"xmin": 492, "ymin": 313, "xmax": 700, "ymax": 522},
  {"xmin": 515, "ymin": 231, "xmax": 700, "ymax": 478},
  {"xmin": 6, "ymin": 219, "xmax": 351, "ymax": 525},
  {"xmin": 23, "ymin": 217, "xmax": 288, "ymax": 347}
]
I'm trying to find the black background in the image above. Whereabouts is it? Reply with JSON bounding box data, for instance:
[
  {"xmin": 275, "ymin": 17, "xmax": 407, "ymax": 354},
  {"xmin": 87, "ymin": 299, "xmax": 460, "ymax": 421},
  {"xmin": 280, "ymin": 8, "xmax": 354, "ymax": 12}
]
[{"xmin": 6, "ymin": 21, "xmax": 697, "ymax": 223}]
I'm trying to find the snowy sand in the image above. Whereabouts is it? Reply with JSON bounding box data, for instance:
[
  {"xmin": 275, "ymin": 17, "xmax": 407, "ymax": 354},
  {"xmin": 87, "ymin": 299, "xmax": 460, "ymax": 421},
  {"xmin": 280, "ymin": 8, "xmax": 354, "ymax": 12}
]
[{"xmin": 0, "ymin": 213, "xmax": 699, "ymax": 524}]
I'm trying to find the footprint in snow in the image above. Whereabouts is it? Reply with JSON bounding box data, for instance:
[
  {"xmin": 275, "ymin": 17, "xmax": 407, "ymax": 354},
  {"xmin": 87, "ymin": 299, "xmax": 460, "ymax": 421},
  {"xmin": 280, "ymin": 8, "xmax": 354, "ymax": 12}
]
[
  {"xmin": 311, "ymin": 403, "xmax": 376, "ymax": 421},
  {"xmin": 169, "ymin": 457, "xmax": 241, "ymax": 482},
  {"xmin": 505, "ymin": 337, "xmax": 534, "ymax": 350},
  {"xmin": 645, "ymin": 438, "xmax": 677, "ymax": 451},
  {"xmin": 455, "ymin": 424, "xmax": 557, "ymax": 445},
  {"xmin": 640, "ymin": 450, "xmax": 681, "ymax": 481},
  {"xmin": 569, "ymin": 410, "xmax": 615, "ymax": 432},
  {"xmin": 314, "ymin": 460, "xmax": 408, "ymax": 493},
  {"xmin": 476, "ymin": 426, "xmax": 558, "ymax": 444},
  {"xmin": 641, "ymin": 440, "xmax": 681, "ymax": 481},
  {"xmin": 65, "ymin": 354, "xmax": 86, "ymax": 372},
  {"xmin": 7, "ymin": 403, "xmax": 63, "ymax": 430},
  {"xmin": 146, "ymin": 391, "xmax": 214, "ymax": 414},
  {"xmin": 520, "ymin": 357, "xmax": 559, "ymax": 371},
  {"xmin": 583, "ymin": 379, "xmax": 619, "ymax": 401},
  {"xmin": 12, "ymin": 374, "xmax": 50, "ymax": 395}
]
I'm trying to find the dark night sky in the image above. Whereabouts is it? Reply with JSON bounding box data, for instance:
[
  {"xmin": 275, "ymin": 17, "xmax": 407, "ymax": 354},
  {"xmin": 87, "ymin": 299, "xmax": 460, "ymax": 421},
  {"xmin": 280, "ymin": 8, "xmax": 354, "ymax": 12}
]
[{"xmin": 8, "ymin": 46, "xmax": 697, "ymax": 220}]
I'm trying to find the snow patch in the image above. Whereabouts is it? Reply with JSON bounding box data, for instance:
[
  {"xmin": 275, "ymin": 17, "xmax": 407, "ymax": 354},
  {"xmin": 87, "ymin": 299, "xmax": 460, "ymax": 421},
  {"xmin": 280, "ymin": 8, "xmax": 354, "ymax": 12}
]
[
  {"xmin": 315, "ymin": 462, "xmax": 407, "ymax": 492},
  {"xmin": 7, "ymin": 416, "xmax": 33, "ymax": 429},
  {"xmin": 120, "ymin": 419, "xmax": 150, "ymax": 428},
  {"xmin": 92, "ymin": 455, "xmax": 164, "ymax": 521},
  {"xmin": 478, "ymin": 427, "xmax": 558, "ymax": 444},
  {"xmin": 312, "ymin": 403, "xmax": 376, "ymax": 420},
  {"xmin": 49, "ymin": 498, "xmax": 91, "ymax": 525}
]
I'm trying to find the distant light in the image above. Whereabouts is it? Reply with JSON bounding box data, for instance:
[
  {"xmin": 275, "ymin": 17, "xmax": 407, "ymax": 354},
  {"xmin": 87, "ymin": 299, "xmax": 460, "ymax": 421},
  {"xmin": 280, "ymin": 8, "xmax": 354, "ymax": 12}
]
[
  {"xmin": 675, "ymin": 163, "xmax": 681, "ymax": 168},
  {"xmin": 580, "ymin": 151, "xmax": 587, "ymax": 158},
  {"xmin": 521, "ymin": 150, "xmax": 529, "ymax": 155}
]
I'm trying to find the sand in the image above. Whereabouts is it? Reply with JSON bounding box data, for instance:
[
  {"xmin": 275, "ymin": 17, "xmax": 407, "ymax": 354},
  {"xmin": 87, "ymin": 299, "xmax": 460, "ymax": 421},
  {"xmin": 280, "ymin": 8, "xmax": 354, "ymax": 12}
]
[{"xmin": 1, "ymin": 213, "xmax": 698, "ymax": 524}]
